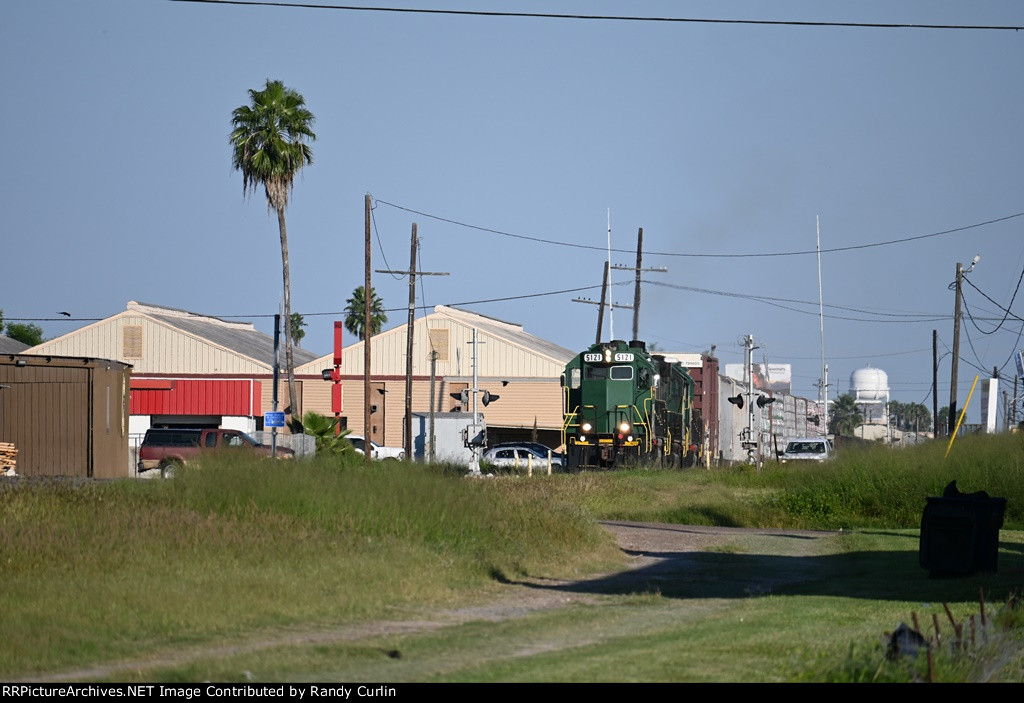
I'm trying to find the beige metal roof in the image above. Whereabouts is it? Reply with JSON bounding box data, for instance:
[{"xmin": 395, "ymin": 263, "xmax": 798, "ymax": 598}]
[
  {"xmin": 25, "ymin": 301, "xmax": 317, "ymax": 374},
  {"xmin": 297, "ymin": 305, "xmax": 576, "ymax": 378}
]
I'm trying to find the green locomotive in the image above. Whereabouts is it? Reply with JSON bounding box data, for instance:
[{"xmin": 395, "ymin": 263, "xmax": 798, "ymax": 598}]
[{"xmin": 561, "ymin": 340, "xmax": 701, "ymax": 470}]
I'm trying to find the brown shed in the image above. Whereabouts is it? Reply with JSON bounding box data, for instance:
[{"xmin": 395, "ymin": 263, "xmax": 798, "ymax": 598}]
[{"xmin": 0, "ymin": 354, "xmax": 132, "ymax": 478}]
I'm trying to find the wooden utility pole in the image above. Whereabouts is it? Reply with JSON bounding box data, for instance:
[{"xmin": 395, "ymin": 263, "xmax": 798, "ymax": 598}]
[
  {"xmin": 949, "ymin": 262, "xmax": 963, "ymax": 436},
  {"xmin": 597, "ymin": 261, "xmax": 609, "ymax": 343},
  {"xmin": 377, "ymin": 223, "xmax": 448, "ymax": 461},
  {"xmin": 632, "ymin": 227, "xmax": 643, "ymax": 340},
  {"xmin": 364, "ymin": 194, "xmax": 372, "ymax": 467},
  {"xmin": 406, "ymin": 224, "xmax": 417, "ymax": 461},
  {"xmin": 932, "ymin": 329, "xmax": 939, "ymax": 437}
]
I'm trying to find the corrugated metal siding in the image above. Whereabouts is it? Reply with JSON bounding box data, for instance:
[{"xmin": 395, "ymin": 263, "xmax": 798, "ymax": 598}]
[
  {"xmin": 0, "ymin": 365, "xmax": 89, "ymax": 476},
  {"xmin": 130, "ymin": 379, "xmax": 262, "ymax": 416},
  {"xmin": 29, "ymin": 315, "xmax": 270, "ymax": 375},
  {"xmin": 0, "ymin": 357, "xmax": 131, "ymax": 478},
  {"xmin": 473, "ymin": 380, "xmax": 563, "ymax": 430}
]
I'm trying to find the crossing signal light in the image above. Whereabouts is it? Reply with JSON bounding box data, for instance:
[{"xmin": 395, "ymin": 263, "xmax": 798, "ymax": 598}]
[
  {"xmin": 756, "ymin": 395, "xmax": 776, "ymax": 408},
  {"xmin": 449, "ymin": 389, "xmax": 469, "ymax": 404},
  {"xmin": 727, "ymin": 394, "xmax": 744, "ymax": 409},
  {"xmin": 807, "ymin": 414, "xmax": 820, "ymax": 426},
  {"xmin": 482, "ymin": 391, "xmax": 499, "ymax": 406}
]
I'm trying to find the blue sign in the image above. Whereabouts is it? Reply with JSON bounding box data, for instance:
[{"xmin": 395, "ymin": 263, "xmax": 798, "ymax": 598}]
[
  {"xmin": 1016, "ymin": 349, "xmax": 1024, "ymax": 379},
  {"xmin": 264, "ymin": 411, "xmax": 285, "ymax": 428}
]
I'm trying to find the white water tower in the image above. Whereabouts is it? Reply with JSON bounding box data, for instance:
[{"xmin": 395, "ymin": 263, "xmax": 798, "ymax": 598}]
[{"xmin": 850, "ymin": 365, "xmax": 890, "ymax": 425}]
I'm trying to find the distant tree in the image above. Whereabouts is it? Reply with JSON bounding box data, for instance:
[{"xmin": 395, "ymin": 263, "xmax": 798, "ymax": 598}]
[
  {"xmin": 230, "ymin": 79, "xmax": 316, "ymax": 422},
  {"xmin": 828, "ymin": 394, "xmax": 862, "ymax": 437},
  {"xmin": 909, "ymin": 403, "xmax": 931, "ymax": 432},
  {"xmin": 5, "ymin": 322, "xmax": 44, "ymax": 347},
  {"xmin": 889, "ymin": 400, "xmax": 905, "ymax": 429},
  {"xmin": 343, "ymin": 286, "xmax": 387, "ymax": 341},
  {"xmin": 290, "ymin": 313, "xmax": 306, "ymax": 347},
  {"xmin": 937, "ymin": 406, "xmax": 950, "ymax": 434}
]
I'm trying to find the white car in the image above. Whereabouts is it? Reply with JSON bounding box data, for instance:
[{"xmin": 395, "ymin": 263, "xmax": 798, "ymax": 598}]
[
  {"xmin": 779, "ymin": 438, "xmax": 834, "ymax": 463},
  {"xmin": 482, "ymin": 445, "xmax": 565, "ymax": 471},
  {"xmin": 347, "ymin": 435, "xmax": 405, "ymax": 460}
]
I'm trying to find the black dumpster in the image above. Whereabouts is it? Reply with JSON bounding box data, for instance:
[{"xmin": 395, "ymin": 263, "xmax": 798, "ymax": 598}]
[{"xmin": 919, "ymin": 488, "xmax": 1006, "ymax": 576}]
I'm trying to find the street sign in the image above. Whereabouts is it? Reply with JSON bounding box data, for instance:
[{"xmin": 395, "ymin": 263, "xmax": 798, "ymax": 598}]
[
  {"xmin": 264, "ymin": 411, "xmax": 285, "ymax": 428},
  {"xmin": 1016, "ymin": 349, "xmax": 1024, "ymax": 379}
]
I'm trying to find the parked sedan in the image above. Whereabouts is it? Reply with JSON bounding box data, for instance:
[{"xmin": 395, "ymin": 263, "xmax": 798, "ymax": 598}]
[
  {"xmin": 347, "ymin": 435, "xmax": 406, "ymax": 460},
  {"xmin": 490, "ymin": 441, "xmax": 565, "ymax": 463},
  {"xmin": 482, "ymin": 445, "xmax": 565, "ymax": 471}
]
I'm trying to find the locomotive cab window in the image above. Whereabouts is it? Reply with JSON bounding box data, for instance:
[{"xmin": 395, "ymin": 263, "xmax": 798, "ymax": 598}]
[
  {"xmin": 610, "ymin": 366, "xmax": 633, "ymax": 380},
  {"xmin": 585, "ymin": 366, "xmax": 608, "ymax": 380},
  {"xmin": 570, "ymin": 368, "xmax": 581, "ymax": 389}
]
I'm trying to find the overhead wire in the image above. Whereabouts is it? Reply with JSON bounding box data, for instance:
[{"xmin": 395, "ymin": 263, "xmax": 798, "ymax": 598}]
[
  {"xmin": 374, "ymin": 199, "xmax": 1024, "ymax": 259},
  {"xmin": 171, "ymin": 1, "xmax": 1024, "ymax": 31}
]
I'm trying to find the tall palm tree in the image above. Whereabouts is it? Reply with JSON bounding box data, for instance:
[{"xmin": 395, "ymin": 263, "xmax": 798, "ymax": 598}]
[
  {"xmin": 230, "ymin": 79, "xmax": 315, "ymax": 421},
  {"xmin": 344, "ymin": 286, "xmax": 387, "ymax": 341}
]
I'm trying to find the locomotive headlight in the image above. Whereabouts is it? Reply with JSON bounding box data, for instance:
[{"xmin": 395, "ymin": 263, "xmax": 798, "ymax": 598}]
[
  {"xmin": 581, "ymin": 422, "xmax": 592, "ymax": 432},
  {"xmin": 627, "ymin": 435, "xmax": 634, "ymax": 442},
  {"xmin": 619, "ymin": 422, "xmax": 630, "ymax": 433}
]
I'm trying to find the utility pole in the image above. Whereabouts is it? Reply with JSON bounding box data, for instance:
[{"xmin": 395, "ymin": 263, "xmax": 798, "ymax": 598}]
[
  {"xmin": 949, "ymin": 255, "xmax": 980, "ymax": 435},
  {"xmin": 377, "ymin": 223, "xmax": 448, "ymax": 461},
  {"xmin": 744, "ymin": 334, "xmax": 756, "ymax": 465},
  {"xmin": 469, "ymin": 328, "xmax": 482, "ymax": 475},
  {"xmin": 611, "ymin": 227, "xmax": 666, "ymax": 342},
  {"xmin": 364, "ymin": 194, "xmax": 372, "ymax": 467},
  {"xmin": 633, "ymin": 227, "xmax": 643, "ymax": 340},
  {"xmin": 949, "ymin": 262, "xmax": 962, "ymax": 437},
  {"xmin": 932, "ymin": 329, "xmax": 939, "ymax": 437},
  {"xmin": 428, "ymin": 350, "xmax": 438, "ymax": 463},
  {"xmin": 271, "ymin": 313, "xmax": 280, "ymax": 458},
  {"xmin": 815, "ymin": 365, "xmax": 830, "ymax": 437}
]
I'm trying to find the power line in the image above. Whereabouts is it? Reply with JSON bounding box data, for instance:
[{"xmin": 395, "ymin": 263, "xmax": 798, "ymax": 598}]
[
  {"xmin": 375, "ymin": 199, "xmax": 1024, "ymax": 259},
  {"xmin": 170, "ymin": 1, "xmax": 1024, "ymax": 31},
  {"xmin": 646, "ymin": 280, "xmax": 947, "ymax": 323}
]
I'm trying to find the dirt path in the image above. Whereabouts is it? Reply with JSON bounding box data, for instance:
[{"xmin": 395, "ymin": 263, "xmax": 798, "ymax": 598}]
[{"xmin": 26, "ymin": 522, "xmax": 836, "ymax": 682}]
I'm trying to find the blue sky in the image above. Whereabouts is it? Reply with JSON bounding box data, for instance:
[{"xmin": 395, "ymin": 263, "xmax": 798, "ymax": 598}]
[{"xmin": 3, "ymin": 1, "xmax": 1023, "ymax": 422}]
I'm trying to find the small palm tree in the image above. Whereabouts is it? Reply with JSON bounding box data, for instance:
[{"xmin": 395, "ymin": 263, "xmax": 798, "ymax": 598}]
[
  {"xmin": 230, "ymin": 79, "xmax": 316, "ymax": 421},
  {"xmin": 344, "ymin": 286, "xmax": 388, "ymax": 341},
  {"xmin": 300, "ymin": 411, "xmax": 350, "ymax": 455}
]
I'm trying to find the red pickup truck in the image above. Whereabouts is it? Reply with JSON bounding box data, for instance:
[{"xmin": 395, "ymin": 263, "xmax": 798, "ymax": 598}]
[{"xmin": 137, "ymin": 428, "xmax": 293, "ymax": 477}]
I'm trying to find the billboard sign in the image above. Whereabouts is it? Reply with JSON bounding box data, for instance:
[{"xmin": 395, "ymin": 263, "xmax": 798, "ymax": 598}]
[{"xmin": 724, "ymin": 363, "xmax": 793, "ymax": 395}]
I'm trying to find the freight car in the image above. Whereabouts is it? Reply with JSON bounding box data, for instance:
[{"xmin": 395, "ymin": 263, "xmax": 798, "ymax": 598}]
[{"xmin": 561, "ymin": 340, "xmax": 702, "ymax": 470}]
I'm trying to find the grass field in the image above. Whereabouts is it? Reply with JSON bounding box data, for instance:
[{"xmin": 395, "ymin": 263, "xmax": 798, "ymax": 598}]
[{"xmin": 1, "ymin": 432, "xmax": 1022, "ymax": 682}]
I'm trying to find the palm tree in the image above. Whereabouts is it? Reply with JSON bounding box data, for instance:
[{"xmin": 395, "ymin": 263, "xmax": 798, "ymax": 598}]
[
  {"xmin": 828, "ymin": 393, "xmax": 863, "ymax": 437},
  {"xmin": 344, "ymin": 286, "xmax": 387, "ymax": 341},
  {"xmin": 290, "ymin": 313, "xmax": 306, "ymax": 347},
  {"xmin": 300, "ymin": 411, "xmax": 350, "ymax": 456},
  {"xmin": 230, "ymin": 79, "xmax": 316, "ymax": 422}
]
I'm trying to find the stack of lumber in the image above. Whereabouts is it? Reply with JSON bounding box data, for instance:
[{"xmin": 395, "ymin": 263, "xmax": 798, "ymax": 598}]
[{"xmin": 0, "ymin": 442, "xmax": 17, "ymax": 476}]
